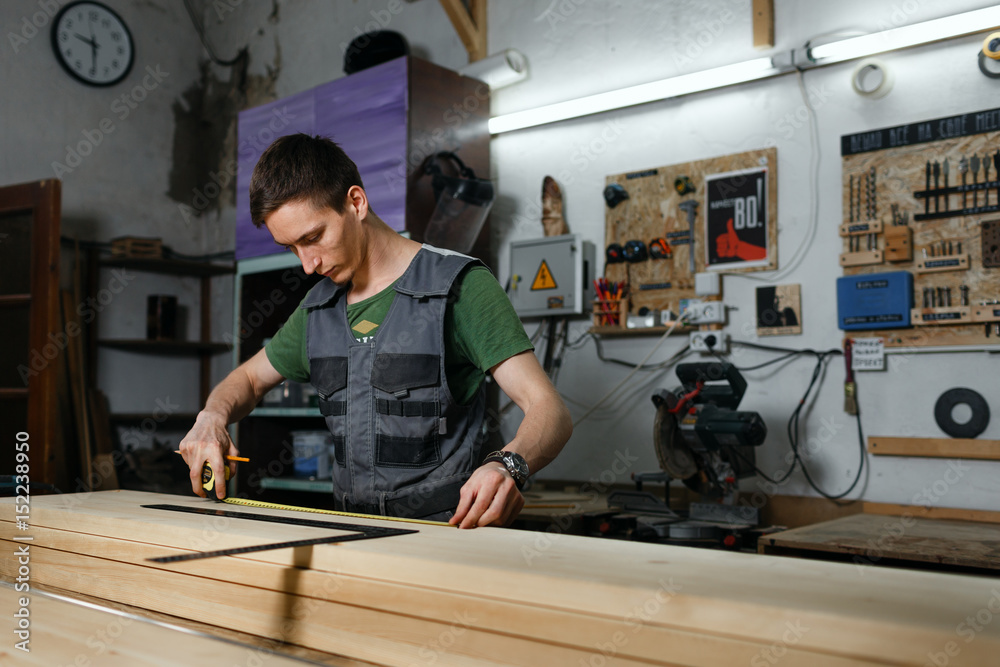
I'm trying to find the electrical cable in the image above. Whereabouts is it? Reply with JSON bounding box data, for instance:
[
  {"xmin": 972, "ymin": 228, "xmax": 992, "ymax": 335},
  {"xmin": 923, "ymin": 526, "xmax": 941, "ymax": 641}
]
[
  {"xmin": 182, "ymin": 0, "xmax": 248, "ymax": 67},
  {"xmin": 713, "ymin": 342, "xmax": 865, "ymax": 501},
  {"xmin": 572, "ymin": 315, "xmax": 690, "ymax": 427},
  {"xmin": 721, "ymin": 67, "xmax": 822, "ymax": 283}
]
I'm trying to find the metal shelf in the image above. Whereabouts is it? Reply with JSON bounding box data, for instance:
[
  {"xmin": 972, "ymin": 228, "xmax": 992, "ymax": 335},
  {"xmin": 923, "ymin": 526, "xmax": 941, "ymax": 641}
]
[
  {"xmin": 98, "ymin": 339, "xmax": 231, "ymax": 355},
  {"xmin": 99, "ymin": 257, "xmax": 234, "ymax": 277},
  {"xmin": 258, "ymin": 477, "xmax": 334, "ymax": 493}
]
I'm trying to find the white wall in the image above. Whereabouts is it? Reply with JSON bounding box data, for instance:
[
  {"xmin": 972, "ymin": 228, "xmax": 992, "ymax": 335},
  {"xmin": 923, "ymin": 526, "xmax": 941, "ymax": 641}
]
[{"xmin": 487, "ymin": 0, "xmax": 1000, "ymax": 511}]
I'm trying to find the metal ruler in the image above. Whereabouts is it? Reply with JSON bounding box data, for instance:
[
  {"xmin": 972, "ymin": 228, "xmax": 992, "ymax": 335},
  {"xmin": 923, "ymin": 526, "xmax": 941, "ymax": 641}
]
[{"xmin": 142, "ymin": 502, "xmax": 428, "ymax": 564}]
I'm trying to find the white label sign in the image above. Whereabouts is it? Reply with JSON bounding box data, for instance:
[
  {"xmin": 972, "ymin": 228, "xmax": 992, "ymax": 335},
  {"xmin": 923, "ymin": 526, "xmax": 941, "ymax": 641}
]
[{"xmin": 852, "ymin": 338, "xmax": 885, "ymax": 371}]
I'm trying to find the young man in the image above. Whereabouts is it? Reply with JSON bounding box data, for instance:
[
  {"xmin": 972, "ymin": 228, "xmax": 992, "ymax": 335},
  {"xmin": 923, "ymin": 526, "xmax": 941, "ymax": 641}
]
[{"xmin": 179, "ymin": 134, "xmax": 572, "ymax": 528}]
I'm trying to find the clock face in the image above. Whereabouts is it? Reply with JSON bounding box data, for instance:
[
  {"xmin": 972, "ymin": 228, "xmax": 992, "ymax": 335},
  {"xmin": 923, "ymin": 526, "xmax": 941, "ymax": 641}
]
[{"xmin": 51, "ymin": 1, "xmax": 134, "ymax": 86}]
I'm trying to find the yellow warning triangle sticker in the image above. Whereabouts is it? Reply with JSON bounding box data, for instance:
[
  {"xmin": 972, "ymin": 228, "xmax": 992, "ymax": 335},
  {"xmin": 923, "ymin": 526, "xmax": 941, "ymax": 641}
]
[{"xmin": 531, "ymin": 260, "xmax": 558, "ymax": 290}]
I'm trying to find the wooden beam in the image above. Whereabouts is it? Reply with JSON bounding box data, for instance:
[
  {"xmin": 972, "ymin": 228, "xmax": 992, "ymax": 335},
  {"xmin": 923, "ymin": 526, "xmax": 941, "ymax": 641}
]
[
  {"xmin": 867, "ymin": 435, "xmax": 1000, "ymax": 460},
  {"xmin": 439, "ymin": 0, "xmax": 487, "ymax": 62},
  {"xmin": 752, "ymin": 0, "xmax": 774, "ymax": 49}
]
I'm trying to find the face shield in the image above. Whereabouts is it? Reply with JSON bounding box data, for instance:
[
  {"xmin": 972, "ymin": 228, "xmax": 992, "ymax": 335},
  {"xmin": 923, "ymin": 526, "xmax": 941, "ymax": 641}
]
[{"xmin": 422, "ymin": 152, "xmax": 494, "ymax": 254}]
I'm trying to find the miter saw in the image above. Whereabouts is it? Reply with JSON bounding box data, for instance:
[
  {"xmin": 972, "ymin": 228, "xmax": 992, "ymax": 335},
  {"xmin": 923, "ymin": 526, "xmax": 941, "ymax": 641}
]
[
  {"xmin": 585, "ymin": 362, "xmax": 771, "ymax": 549},
  {"xmin": 651, "ymin": 362, "xmax": 766, "ymax": 499}
]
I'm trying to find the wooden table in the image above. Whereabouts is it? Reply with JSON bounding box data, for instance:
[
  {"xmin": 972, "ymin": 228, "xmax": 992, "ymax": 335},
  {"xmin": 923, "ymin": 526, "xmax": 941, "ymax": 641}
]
[
  {"xmin": 758, "ymin": 513, "xmax": 1000, "ymax": 575},
  {"xmin": 4, "ymin": 490, "xmax": 1000, "ymax": 666}
]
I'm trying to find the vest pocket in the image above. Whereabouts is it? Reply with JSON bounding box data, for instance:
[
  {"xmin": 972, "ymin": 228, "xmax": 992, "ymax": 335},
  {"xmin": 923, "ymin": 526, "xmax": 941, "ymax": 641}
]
[
  {"xmin": 375, "ymin": 434, "xmax": 441, "ymax": 468},
  {"xmin": 371, "ymin": 353, "xmax": 439, "ymax": 398},
  {"xmin": 310, "ymin": 356, "xmax": 348, "ymax": 414},
  {"xmin": 332, "ymin": 435, "xmax": 346, "ymax": 467}
]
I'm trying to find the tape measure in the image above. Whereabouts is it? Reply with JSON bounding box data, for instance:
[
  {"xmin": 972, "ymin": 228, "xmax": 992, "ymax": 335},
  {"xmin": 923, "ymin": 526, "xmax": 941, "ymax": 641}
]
[
  {"xmin": 201, "ymin": 461, "xmax": 231, "ymax": 495},
  {"xmin": 200, "ymin": 461, "xmax": 451, "ymax": 527}
]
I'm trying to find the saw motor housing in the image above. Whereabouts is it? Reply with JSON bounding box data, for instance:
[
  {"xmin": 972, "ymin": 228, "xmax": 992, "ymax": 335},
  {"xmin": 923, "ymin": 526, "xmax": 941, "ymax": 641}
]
[{"xmin": 652, "ymin": 363, "xmax": 766, "ymax": 497}]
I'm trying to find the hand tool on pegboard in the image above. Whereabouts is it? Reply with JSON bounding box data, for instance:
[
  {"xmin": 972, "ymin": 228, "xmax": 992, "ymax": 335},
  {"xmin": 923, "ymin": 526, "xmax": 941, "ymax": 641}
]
[
  {"xmin": 943, "ymin": 158, "xmax": 950, "ymax": 211},
  {"xmin": 971, "ymin": 155, "xmax": 981, "ymax": 207},
  {"xmin": 959, "ymin": 157, "xmax": 969, "ymax": 208},
  {"xmin": 994, "ymin": 151, "xmax": 1000, "ymax": 204},
  {"xmin": 849, "ymin": 175, "xmax": 855, "ymax": 222},
  {"xmin": 678, "ymin": 199, "xmax": 699, "ymax": 275},
  {"xmin": 925, "ymin": 161, "xmax": 932, "ymax": 215},
  {"xmin": 843, "ymin": 339, "xmax": 858, "ymax": 415}
]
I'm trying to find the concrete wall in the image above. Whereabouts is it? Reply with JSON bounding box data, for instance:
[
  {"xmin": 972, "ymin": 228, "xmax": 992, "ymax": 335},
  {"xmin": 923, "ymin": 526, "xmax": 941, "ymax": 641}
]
[{"xmin": 1, "ymin": 0, "xmax": 221, "ymax": 447}]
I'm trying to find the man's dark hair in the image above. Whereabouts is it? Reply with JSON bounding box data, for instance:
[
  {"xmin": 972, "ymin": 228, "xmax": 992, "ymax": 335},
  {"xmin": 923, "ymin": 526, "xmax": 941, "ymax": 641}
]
[{"xmin": 249, "ymin": 134, "xmax": 366, "ymax": 228}]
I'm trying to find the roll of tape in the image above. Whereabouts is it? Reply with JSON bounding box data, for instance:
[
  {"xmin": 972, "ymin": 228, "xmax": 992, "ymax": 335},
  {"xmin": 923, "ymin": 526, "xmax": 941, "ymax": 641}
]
[
  {"xmin": 983, "ymin": 32, "xmax": 1000, "ymax": 60},
  {"xmin": 851, "ymin": 58, "xmax": 894, "ymax": 99}
]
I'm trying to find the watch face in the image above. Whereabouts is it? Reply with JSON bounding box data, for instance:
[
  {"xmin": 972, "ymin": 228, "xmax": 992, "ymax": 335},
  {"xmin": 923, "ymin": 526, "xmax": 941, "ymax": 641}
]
[
  {"xmin": 503, "ymin": 452, "xmax": 529, "ymax": 479},
  {"xmin": 52, "ymin": 2, "xmax": 134, "ymax": 87}
]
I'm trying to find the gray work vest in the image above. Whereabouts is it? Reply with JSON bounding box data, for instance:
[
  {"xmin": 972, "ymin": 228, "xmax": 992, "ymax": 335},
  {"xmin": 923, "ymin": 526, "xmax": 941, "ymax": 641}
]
[{"xmin": 302, "ymin": 246, "xmax": 488, "ymax": 519}]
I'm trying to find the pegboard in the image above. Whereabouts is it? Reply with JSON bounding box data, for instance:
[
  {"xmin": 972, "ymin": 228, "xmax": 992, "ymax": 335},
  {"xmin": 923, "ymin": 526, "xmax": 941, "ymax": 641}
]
[
  {"xmin": 603, "ymin": 147, "xmax": 778, "ymax": 317},
  {"xmin": 840, "ymin": 107, "xmax": 1000, "ymax": 347}
]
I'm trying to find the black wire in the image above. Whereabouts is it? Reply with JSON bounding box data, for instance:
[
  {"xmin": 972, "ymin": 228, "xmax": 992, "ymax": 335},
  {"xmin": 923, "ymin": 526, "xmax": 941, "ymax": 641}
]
[
  {"xmin": 593, "ymin": 334, "xmax": 690, "ymax": 370},
  {"xmin": 712, "ymin": 341, "xmax": 864, "ymax": 501}
]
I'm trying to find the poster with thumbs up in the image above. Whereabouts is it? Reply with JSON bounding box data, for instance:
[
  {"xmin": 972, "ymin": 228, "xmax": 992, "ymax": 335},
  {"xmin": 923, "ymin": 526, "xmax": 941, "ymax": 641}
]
[{"xmin": 705, "ymin": 167, "xmax": 770, "ymax": 270}]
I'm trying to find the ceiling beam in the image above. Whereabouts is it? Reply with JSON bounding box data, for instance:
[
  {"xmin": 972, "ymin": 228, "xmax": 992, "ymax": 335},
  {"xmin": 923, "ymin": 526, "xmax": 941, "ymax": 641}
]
[
  {"xmin": 752, "ymin": 0, "xmax": 774, "ymax": 49},
  {"xmin": 440, "ymin": 0, "xmax": 487, "ymax": 62}
]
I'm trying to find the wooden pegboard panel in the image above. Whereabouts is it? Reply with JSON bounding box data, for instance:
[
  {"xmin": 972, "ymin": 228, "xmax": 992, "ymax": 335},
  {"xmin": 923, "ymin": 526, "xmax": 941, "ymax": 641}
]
[
  {"xmin": 603, "ymin": 147, "xmax": 778, "ymax": 317},
  {"xmin": 841, "ymin": 108, "xmax": 1000, "ymax": 347}
]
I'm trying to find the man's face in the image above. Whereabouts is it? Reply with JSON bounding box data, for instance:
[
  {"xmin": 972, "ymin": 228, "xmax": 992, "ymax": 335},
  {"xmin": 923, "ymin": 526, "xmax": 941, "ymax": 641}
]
[{"xmin": 265, "ymin": 196, "xmax": 365, "ymax": 284}]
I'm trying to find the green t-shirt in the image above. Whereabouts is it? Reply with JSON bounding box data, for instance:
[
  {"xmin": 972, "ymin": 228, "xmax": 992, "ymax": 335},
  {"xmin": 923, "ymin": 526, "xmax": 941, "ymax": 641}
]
[{"xmin": 266, "ymin": 266, "xmax": 532, "ymax": 405}]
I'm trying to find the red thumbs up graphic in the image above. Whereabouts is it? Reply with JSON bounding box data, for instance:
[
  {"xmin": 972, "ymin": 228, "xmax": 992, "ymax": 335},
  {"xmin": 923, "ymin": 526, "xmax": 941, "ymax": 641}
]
[{"xmin": 716, "ymin": 218, "xmax": 766, "ymax": 261}]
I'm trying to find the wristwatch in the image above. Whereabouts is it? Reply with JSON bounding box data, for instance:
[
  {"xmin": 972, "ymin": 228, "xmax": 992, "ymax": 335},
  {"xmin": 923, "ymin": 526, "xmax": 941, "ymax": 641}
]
[{"xmin": 483, "ymin": 450, "xmax": 529, "ymax": 489}]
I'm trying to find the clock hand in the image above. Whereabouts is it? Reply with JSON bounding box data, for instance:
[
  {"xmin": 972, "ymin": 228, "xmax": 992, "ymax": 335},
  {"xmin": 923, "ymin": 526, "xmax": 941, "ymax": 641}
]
[{"xmin": 74, "ymin": 32, "xmax": 96, "ymax": 46}]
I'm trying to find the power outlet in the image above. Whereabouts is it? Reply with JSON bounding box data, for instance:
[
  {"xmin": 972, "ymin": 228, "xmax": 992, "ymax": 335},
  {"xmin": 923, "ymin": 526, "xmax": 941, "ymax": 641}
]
[
  {"xmin": 689, "ymin": 331, "xmax": 729, "ymax": 353},
  {"xmin": 684, "ymin": 301, "xmax": 726, "ymax": 324}
]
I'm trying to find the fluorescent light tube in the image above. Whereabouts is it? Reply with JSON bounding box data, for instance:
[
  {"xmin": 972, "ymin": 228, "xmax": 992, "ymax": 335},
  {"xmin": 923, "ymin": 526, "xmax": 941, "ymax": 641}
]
[
  {"xmin": 489, "ymin": 56, "xmax": 778, "ymax": 134},
  {"xmin": 808, "ymin": 6, "xmax": 1000, "ymax": 65}
]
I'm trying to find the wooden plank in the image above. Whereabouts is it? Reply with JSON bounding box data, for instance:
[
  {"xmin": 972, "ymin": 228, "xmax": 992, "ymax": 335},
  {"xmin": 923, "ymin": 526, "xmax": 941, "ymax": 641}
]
[
  {"xmin": 752, "ymin": 0, "xmax": 774, "ymax": 49},
  {"xmin": 61, "ymin": 290, "xmax": 93, "ymax": 489},
  {"xmin": 868, "ymin": 435, "xmax": 1000, "ymax": 461},
  {"xmin": 4, "ymin": 491, "xmax": 1000, "ymax": 666},
  {"xmin": 864, "ymin": 501, "xmax": 1000, "ymax": 525},
  {"xmin": 759, "ymin": 513, "xmax": 1000, "ymax": 571},
  {"xmin": 29, "ymin": 582, "xmax": 382, "ymax": 666},
  {"xmin": 0, "ymin": 584, "xmax": 350, "ymax": 666}
]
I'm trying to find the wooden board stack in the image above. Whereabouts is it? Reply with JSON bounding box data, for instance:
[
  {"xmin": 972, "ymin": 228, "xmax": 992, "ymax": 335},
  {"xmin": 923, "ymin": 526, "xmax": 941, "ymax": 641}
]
[{"xmin": 4, "ymin": 490, "xmax": 1000, "ymax": 666}]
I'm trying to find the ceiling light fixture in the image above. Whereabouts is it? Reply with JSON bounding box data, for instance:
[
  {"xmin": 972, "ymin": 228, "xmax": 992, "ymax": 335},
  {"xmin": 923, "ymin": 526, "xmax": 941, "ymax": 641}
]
[{"xmin": 489, "ymin": 7, "xmax": 1000, "ymax": 135}]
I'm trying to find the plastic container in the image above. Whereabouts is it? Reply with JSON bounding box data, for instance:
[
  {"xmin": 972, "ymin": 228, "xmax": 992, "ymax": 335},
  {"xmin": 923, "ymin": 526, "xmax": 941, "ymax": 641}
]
[{"xmin": 290, "ymin": 430, "xmax": 332, "ymax": 478}]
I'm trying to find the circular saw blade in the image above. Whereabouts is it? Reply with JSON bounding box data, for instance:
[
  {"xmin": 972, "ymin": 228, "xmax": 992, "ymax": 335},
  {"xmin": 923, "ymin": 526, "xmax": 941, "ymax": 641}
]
[{"xmin": 653, "ymin": 393, "xmax": 698, "ymax": 479}]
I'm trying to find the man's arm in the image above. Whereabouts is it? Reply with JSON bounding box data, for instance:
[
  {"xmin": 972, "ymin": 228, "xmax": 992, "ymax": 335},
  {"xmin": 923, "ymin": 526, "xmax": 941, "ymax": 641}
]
[
  {"xmin": 450, "ymin": 350, "xmax": 572, "ymax": 528},
  {"xmin": 178, "ymin": 347, "xmax": 285, "ymax": 499}
]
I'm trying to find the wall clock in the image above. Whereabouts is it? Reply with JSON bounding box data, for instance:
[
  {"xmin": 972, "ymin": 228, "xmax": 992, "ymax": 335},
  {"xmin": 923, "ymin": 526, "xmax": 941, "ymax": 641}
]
[{"xmin": 51, "ymin": 1, "xmax": 134, "ymax": 87}]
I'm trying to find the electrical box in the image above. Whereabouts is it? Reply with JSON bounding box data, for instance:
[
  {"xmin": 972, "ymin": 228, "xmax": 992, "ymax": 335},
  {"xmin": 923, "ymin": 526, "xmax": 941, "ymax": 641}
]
[
  {"xmin": 836, "ymin": 271, "xmax": 913, "ymax": 330},
  {"xmin": 508, "ymin": 234, "xmax": 595, "ymax": 317}
]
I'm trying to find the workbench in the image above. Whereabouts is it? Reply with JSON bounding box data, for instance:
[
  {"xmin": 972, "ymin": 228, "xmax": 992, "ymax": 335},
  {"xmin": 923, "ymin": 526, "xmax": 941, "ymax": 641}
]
[
  {"xmin": 758, "ymin": 512, "xmax": 1000, "ymax": 576},
  {"xmin": 4, "ymin": 490, "xmax": 1000, "ymax": 666}
]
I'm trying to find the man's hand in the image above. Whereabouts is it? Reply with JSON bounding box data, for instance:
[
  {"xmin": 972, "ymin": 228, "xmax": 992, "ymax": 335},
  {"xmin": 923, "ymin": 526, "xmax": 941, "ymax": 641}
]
[
  {"xmin": 450, "ymin": 463, "xmax": 525, "ymax": 529},
  {"xmin": 178, "ymin": 412, "xmax": 239, "ymax": 499}
]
